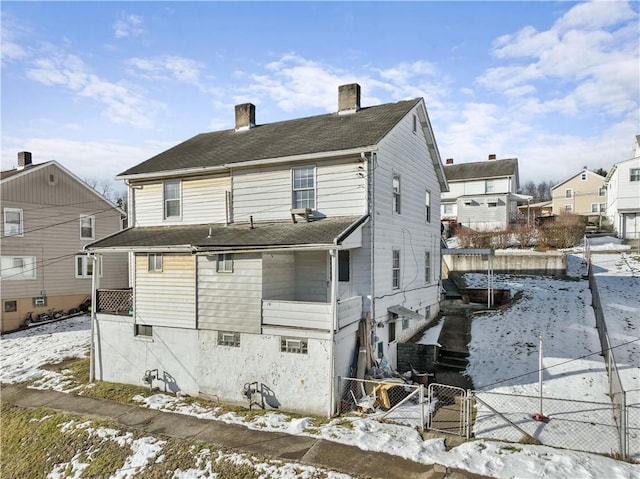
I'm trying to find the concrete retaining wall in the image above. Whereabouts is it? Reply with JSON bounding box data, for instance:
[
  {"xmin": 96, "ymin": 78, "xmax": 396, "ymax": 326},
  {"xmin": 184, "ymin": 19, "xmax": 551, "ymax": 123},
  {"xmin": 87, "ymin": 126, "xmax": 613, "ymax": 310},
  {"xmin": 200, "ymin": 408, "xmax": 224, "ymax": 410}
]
[{"xmin": 442, "ymin": 251, "xmax": 566, "ymax": 276}]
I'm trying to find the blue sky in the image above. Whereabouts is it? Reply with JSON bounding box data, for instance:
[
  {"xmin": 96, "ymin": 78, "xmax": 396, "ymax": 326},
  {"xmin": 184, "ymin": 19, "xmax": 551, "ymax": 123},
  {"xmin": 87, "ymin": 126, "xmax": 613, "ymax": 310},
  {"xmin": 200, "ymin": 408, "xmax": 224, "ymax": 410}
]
[{"xmin": 2, "ymin": 1, "xmax": 638, "ymax": 193}]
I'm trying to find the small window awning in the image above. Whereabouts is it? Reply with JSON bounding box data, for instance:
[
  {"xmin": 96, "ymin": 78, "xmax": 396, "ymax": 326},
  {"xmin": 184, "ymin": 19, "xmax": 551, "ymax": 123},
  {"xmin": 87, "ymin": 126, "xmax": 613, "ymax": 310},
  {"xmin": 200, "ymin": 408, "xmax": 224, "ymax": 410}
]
[{"xmin": 388, "ymin": 305, "xmax": 424, "ymax": 321}]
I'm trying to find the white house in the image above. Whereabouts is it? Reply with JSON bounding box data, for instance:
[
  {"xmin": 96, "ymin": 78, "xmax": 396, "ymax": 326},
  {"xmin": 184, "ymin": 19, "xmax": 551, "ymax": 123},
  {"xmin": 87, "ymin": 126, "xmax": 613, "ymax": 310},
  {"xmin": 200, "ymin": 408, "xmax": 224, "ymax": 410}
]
[
  {"xmin": 441, "ymin": 155, "xmax": 526, "ymax": 232},
  {"xmin": 605, "ymin": 135, "xmax": 640, "ymax": 239},
  {"xmin": 86, "ymin": 84, "xmax": 449, "ymax": 416}
]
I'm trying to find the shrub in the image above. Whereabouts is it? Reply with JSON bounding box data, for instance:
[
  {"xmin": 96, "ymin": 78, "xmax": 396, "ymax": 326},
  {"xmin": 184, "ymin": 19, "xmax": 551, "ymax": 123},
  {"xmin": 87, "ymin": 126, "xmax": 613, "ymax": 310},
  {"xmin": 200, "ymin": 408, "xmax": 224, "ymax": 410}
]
[{"xmin": 538, "ymin": 214, "xmax": 585, "ymax": 248}]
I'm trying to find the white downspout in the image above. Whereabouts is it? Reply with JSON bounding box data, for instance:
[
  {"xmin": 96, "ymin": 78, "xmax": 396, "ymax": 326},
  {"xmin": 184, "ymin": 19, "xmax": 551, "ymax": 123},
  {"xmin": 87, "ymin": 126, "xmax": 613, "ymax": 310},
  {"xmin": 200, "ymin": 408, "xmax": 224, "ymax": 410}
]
[
  {"xmin": 368, "ymin": 153, "xmax": 376, "ymax": 362},
  {"xmin": 89, "ymin": 253, "xmax": 99, "ymax": 383},
  {"xmin": 328, "ymin": 247, "xmax": 339, "ymax": 418}
]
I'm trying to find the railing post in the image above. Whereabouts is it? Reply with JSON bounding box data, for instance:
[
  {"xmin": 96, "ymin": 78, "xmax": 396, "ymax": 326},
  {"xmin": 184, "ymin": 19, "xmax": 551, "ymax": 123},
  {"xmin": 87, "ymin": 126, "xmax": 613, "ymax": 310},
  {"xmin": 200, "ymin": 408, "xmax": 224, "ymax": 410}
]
[{"xmin": 419, "ymin": 385, "xmax": 425, "ymax": 434}]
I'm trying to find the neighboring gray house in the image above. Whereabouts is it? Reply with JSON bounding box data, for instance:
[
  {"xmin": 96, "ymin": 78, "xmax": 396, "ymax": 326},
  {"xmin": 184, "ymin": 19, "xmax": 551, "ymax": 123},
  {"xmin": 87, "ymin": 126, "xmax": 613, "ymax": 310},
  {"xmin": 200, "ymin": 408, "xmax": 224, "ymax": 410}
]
[
  {"xmin": 441, "ymin": 155, "xmax": 527, "ymax": 231},
  {"xmin": 87, "ymin": 84, "xmax": 449, "ymax": 416},
  {"xmin": 605, "ymin": 135, "xmax": 640, "ymax": 239},
  {"xmin": 0, "ymin": 152, "xmax": 128, "ymax": 332}
]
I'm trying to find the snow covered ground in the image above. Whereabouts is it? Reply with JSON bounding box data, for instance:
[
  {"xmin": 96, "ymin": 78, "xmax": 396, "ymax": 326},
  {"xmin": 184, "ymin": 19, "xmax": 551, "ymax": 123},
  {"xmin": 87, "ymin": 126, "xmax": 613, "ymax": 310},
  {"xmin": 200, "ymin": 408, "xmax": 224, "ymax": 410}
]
[{"xmin": 1, "ymin": 247, "xmax": 639, "ymax": 478}]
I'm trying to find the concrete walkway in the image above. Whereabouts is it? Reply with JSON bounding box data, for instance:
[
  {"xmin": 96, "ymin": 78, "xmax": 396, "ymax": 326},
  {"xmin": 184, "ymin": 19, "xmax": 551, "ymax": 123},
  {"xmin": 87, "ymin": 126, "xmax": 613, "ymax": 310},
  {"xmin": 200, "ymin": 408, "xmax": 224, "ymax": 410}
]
[{"xmin": 1, "ymin": 383, "xmax": 492, "ymax": 479}]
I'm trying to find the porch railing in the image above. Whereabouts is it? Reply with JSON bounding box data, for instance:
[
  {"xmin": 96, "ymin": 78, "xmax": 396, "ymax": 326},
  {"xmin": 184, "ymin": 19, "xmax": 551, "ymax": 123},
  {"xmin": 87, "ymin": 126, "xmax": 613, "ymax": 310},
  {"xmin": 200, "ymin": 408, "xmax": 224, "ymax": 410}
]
[{"xmin": 96, "ymin": 288, "xmax": 133, "ymax": 316}]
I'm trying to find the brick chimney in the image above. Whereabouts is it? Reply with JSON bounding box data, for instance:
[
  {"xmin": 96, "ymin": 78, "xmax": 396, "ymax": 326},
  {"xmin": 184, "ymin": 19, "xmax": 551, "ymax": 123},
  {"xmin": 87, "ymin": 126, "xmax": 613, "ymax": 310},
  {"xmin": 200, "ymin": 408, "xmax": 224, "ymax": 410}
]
[
  {"xmin": 17, "ymin": 151, "xmax": 32, "ymax": 170},
  {"xmin": 446, "ymin": 158, "xmax": 454, "ymax": 165},
  {"xmin": 338, "ymin": 83, "xmax": 361, "ymax": 115},
  {"xmin": 488, "ymin": 153, "xmax": 497, "ymax": 161},
  {"xmin": 235, "ymin": 103, "xmax": 255, "ymax": 131}
]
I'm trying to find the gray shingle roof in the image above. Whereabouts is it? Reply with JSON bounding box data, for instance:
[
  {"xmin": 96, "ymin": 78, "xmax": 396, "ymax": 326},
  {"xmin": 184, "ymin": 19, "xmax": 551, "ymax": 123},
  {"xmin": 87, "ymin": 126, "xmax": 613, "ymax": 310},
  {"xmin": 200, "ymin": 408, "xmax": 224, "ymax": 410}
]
[
  {"xmin": 119, "ymin": 100, "xmax": 421, "ymax": 177},
  {"xmin": 444, "ymin": 158, "xmax": 518, "ymax": 181},
  {"xmin": 87, "ymin": 216, "xmax": 363, "ymax": 251}
]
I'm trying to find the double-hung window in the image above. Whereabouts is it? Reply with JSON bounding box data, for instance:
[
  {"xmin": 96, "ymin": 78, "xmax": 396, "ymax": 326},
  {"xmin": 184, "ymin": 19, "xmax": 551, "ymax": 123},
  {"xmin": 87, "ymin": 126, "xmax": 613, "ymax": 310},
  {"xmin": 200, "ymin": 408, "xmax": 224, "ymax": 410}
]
[
  {"xmin": 425, "ymin": 190, "xmax": 431, "ymax": 222},
  {"xmin": 392, "ymin": 249, "xmax": 400, "ymax": 289},
  {"xmin": 217, "ymin": 253, "xmax": 233, "ymax": 273},
  {"xmin": 164, "ymin": 180, "xmax": 181, "ymax": 219},
  {"xmin": 4, "ymin": 208, "xmax": 23, "ymax": 236},
  {"xmin": 425, "ymin": 251, "xmax": 431, "ymax": 284},
  {"xmin": 630, "ymin": 168, "xmax": 640, "ymax": 182},
  {"xmin": 392, "ymin": 175, "xmax": 401, "ymax": 214},
  {"xmin": 565, "ymin": 189, "xmax": 573, "ymax": 198},
  {"xmin": 80, "ymin": 215, "xmax": 95, "ymax": 239},
  {"xmin": 292, "ymin": 166, "xmax": 315, "ymax": 209},
  {"xmin": 598, "ymin": 187, "xmax": 606, "ymax": 197},
  {"xmin": 485, "ymin": 180, "xmax": 495, "ymax": 193}
]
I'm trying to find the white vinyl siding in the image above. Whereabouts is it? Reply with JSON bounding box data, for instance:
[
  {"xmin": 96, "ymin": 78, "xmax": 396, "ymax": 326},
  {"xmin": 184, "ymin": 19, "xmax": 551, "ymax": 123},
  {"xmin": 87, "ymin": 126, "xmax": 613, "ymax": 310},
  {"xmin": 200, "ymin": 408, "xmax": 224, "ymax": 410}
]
[
  {"xmin": 80, "ymin": 214, "xmax": 95, "ymax": 239},
  {"xmin": 135, "ymin": 176, "xmax": 231, "ymax": 226},
  {"xmin": 135, "ymin": 253, "xmax": 195, "ymax": 328},
  {"xmin": 232, "ymin": 160, "xmax": 366, "ymax": 221},
  {"xmin": 197, "ymin": 253, "xmax": 262, "ymax": 333},
  {"xmin": 3, "ymin": 208, "xmax": 23, "ymax": 236},
  {"xmin": 294, "ymin": 251, "xmax": 327, "ymax": 302},
  {"xmin": 442, "ymin": 177, "xmax": 514, "ymax": 201}
]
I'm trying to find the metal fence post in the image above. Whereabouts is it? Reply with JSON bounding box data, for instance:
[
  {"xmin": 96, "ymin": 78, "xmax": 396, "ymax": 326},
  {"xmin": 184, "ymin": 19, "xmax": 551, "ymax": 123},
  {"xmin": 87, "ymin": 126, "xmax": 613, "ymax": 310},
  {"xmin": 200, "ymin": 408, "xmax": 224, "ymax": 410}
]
[{"xmin": 420, "ymin": 385, "xmax": 425, "ymax": 434}]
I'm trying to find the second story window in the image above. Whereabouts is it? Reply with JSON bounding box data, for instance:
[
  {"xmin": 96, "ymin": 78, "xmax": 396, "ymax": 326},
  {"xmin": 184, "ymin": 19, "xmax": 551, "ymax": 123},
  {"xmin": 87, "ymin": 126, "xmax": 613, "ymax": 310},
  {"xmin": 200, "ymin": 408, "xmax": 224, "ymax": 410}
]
[
  {"xmin": 392, "ymin": 249, "xmax": 400, "ymax": 289},
  {"xmin": 292, "ymin": 166, "xmax": 315, "ymax": 209},
  {"xmin": 581, "ymin": 172, "xmax": 587, "ymax": 180},
  {"xmin": 598, "ymin": 187, "xmax": 606, "ymax": 196},
  {"xmin": 630, "ymin": 168, "xmax": 640, "ymax": 182},
  {"xmin": 392, "ymin": 175, "xmax": 401, "ymax": 214},
  {"xmin": 3, "ymin": 208, "xmax": 23, "ymax": 236},
  {"xmin": 425, "ymin": 190, "xmax": 431, "ymax": 222},
  {"xmin": 485, "ymin": 180, "xmax": 495, "ymax": 193},
  {"xmin": 164, "ymin": 180, "xmax": 181, "ymax": 219},
  {"xmin": 565, "ymin": 189, "xmax": 573, "ymax": 198},
  {"xmin": 80, "ymin": 215, "xmax": 95, "ymax": 239}
]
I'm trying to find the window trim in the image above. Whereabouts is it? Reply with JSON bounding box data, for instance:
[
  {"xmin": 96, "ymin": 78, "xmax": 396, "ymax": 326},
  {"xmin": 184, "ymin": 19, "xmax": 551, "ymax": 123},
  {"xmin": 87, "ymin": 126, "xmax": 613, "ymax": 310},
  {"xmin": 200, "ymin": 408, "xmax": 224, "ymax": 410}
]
[
  {"xmin": 4, "ymin": 207, "xmax": 24, "ymax": 237},
  {"xmin": 388, "ymin": 320, "xmax": 396, "ymax": 342},
  {"xmin": 630, "ymin": 168, "xmax": 640, "ymax": 182},
  {"xmin": 392, "ymin": 174, "xmax": 401, "ymax": 214},
  {"xmin": 148, "ymin": 253, "xmax": 163, "ymax": 272},
  {"xmin": 217, "ymin": 253, "xmax": 234, "ymax": 273},
  {"xmin": 80, "ymin": 214, "xmax": 95, "ymax": 240},
  {"xmin": 163, "ymin": 179, "xmax": 182, "ymax": 220},
  {"xmin": 485, "ymin": 180, "xmax": 495, "ymax": 194},
  {"xmin": 412, "ymin": 114, "xmax": 418, "ymax": 133},
  {"xmin": 581, "ymin": 172, "xmax": 587, "ymax": 181},
  {"xmin": 565, "ymin": 188, "xmax": 573, "ymax": 199},
  {"xmin": 338, "ymin": 250, "xmax": 350, "ymax": 282},
  {"xmin": 392, "ymin": 249, "xmax": 400, "ymax": 290},
  {"xmin": 4, "ymin": 300, "xmax": 17, "ymax": 313},
  {"xmin": 291, "ymin": 166, "xmax": 316, "ymax": 210},
  {"xmin": 598, "ymin": 187, "xmax": 606, "ymax": 196}
]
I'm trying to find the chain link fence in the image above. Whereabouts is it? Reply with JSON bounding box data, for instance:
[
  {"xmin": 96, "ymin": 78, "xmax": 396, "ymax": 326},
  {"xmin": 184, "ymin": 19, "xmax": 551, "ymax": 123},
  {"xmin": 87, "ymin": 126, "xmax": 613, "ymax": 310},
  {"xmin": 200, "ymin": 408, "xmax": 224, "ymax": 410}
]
[{"xmin": 338, "ymin": 377, "xmax": 427, "ymax": 431}]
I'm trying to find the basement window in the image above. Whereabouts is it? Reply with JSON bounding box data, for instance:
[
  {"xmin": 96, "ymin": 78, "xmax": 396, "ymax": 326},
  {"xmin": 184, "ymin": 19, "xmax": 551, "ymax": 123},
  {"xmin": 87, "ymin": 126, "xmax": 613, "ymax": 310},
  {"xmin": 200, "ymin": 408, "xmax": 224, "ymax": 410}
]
[
  {"xmin": 218, "ymin": 331, "xmax": 240, "ymax": 347},
  {"xmin": 135, "ymin": 324, "xmax": 153, "ymax": 337},
  {"xmin": 280, "ymin": 337, "xmax": 308, "ymax": 354}
]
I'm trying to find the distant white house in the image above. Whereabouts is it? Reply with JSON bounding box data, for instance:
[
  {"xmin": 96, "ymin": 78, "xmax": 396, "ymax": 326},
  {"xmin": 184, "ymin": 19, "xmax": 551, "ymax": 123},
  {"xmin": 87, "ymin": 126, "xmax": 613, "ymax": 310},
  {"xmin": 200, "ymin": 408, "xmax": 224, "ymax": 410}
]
[
  {"xmin": 441, "ymin": 155, "xmax": 528, "ymax": 231},
  {"xmin": 87, "ymin": 84, "xmax": 449, "ymax": 416},
  {"xmin": 605, "ymin": 135, "xmax": 640, "ymax": 239}
]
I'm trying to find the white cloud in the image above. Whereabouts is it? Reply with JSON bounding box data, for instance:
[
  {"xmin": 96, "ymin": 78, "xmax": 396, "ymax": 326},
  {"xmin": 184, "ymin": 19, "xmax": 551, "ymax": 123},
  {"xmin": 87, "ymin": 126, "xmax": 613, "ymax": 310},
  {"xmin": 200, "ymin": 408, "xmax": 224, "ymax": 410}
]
[
  {"xmin": 26, "ymin": 48, "xmax": 160, "ymax": 128},
  {"xmin": 1, "ymin": 136, "xmax": 171, "ymax": 184},
  {"xmin": 113, "ymin": 14, "xmax": 144, "ymax": 39},
  {"xmin": 126, "ymin": 55, "xmax": 204, "ymax": 84},
  {"xmin": 478, "ymin": 1, "xmax": 639, "ymax": 119}
]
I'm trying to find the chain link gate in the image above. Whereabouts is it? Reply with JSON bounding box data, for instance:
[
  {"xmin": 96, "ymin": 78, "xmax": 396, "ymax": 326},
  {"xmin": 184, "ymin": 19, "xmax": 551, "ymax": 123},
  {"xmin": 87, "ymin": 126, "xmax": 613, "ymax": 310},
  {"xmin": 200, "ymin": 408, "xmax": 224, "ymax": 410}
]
[{"xmin": 427, "ymin": 383, "xmax": 471, "ymax": 438}]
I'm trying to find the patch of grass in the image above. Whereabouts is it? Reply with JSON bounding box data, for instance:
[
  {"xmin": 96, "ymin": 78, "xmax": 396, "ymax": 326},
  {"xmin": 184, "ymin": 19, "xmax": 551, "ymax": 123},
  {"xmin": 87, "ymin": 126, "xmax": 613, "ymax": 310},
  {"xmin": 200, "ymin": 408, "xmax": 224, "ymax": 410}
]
[
  {"xmin": 1, "ymin": 403, "xmax": 133, "ymax": 479},
  {"xmin": 500, "ymin": 445, "xmax": 523, "ymax": 453}
]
